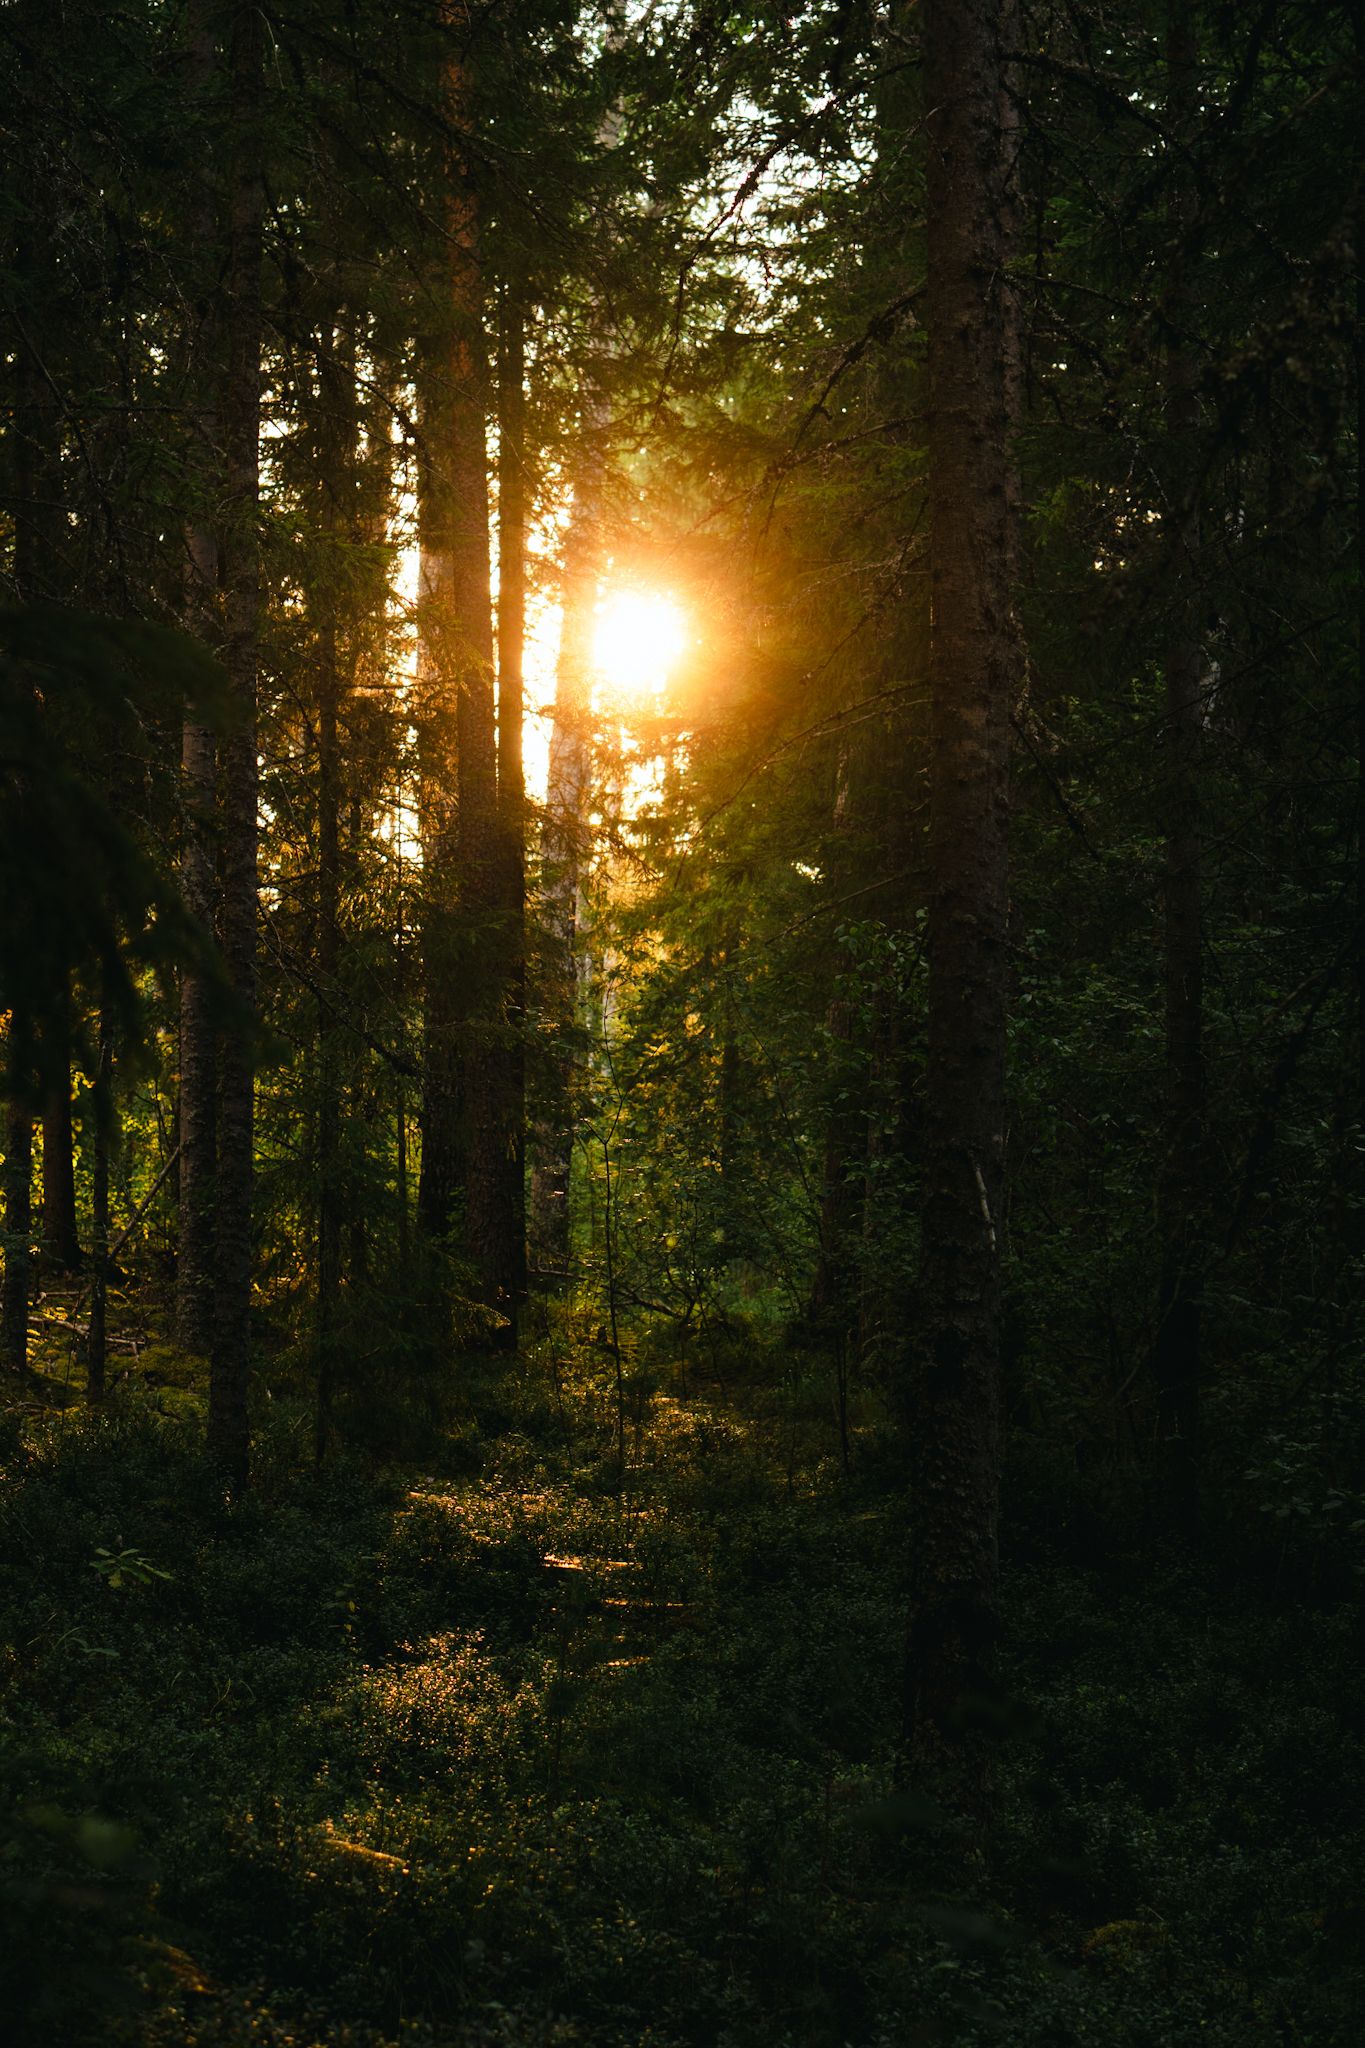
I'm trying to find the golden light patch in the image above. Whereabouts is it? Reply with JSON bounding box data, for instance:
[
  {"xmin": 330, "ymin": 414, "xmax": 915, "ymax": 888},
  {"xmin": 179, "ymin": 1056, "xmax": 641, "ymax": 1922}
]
[{"xmin": 592, "ymin": 587, "xmax": 687, "ymax": 704}]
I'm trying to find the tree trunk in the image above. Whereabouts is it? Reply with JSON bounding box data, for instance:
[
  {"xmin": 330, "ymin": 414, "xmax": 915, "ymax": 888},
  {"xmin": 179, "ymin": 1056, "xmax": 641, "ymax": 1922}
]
[
  {"xmin": 41, "ymin": 1060, "xmax": 80, "ymax": 1271},
  {"xmin": 2, "ymin": 1070, "xmax": 32, "ymax": 1376},
  {"xmin": 177, "ymin": 5, "xmax": 220, "ymax": 1359},
  {"xmin": 314, "ymin": 599, "xmax": 343, "ymax": 1458},
  {"xmin": 413, "ymin": 47, "xmax": 493, "ymax": 1256},
  {"xmin": 414, "ymin": 351, "xmax": 464, "ymax": 1244},
  {"xmin": 313, "ymin": 311, "xmax": 354, "ymax": 1464},
  {"xmin": 179, "ymin": 693, "xmax": 218, "ymax": 1358},
  {"xmin": 529, "ymin": 469, "xmax": 598, "ymax": 1275},
  {"xmin": 808, "ymin": 742, "xmax": 864, "ymax": 1344},
  {"xmin": 87, "ymin": 1008, "xmax": 115, "ymax": 1401},
  {"xmin": 1152, "ymin": 5, "xmax": 1205, "ymax": 1539},
  {"xmin": 490, "ymin": 287, "xmax": 529, "ymax": 1327},
  {"xmin": 443, "ymin": 104, "xmax": 504, "ymax": 1337},
  {"xmin": 904, "ymin": 0, "xmax": 1021, "ymax": 1761},
  {"xmin": 1356, "ymin": 104, "xmax": 1365, "ymax": 1135},
  {"xmin": 1357, "ymin": 171, "xmax": 1364, "ymax": 1133},
  {"xmin": 4, "ymin": 77, "xmax": 56, "ymax": 1373},
  {"xmin": 206, "ymin": 3, "xmax": 263, "ymax": 1491}
]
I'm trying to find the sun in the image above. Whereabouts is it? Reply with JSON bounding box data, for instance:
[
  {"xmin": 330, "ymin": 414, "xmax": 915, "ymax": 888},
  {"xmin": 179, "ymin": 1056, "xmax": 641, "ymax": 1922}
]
[{"xmin": 592, "ymin": 587, "xmax": 687, "ymax": 705}]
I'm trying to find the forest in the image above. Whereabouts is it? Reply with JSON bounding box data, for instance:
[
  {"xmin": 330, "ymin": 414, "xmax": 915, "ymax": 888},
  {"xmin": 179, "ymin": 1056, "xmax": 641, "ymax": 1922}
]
[{"xmin": 1, "ymin": 0, "xmax": 1362, "ymax": 2041}]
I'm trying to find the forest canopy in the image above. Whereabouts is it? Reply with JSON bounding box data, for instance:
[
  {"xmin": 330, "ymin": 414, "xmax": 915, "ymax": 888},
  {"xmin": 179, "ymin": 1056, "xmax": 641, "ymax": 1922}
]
[{"xmin": 1, "ymin": 0, "xmax": 1362, "ymax": 2043}]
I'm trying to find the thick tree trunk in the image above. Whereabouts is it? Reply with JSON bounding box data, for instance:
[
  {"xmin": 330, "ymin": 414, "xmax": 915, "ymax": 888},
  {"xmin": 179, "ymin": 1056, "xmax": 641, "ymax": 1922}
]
[
  {"xmin": 41, "ymin": 1061, "xmax": 80, "ymax": 1271},
  {"xmin": 1152, "ymin": 7, "xmax": 1205, "ymax": 1538},
  {"xmin": 414, "ymin": 50, "xmax": 494, "ymax": 1257},
  {"xmin": 413, "ymin": 41, "xmax": 509, "ymax": 1335},
  {"xmin": 905, "ymin": 0, "xmax": 1021, "ymax": 1760},
  {"xmin": 206, "ymin": 4, "xmax": 263, "ymax": 1491}
]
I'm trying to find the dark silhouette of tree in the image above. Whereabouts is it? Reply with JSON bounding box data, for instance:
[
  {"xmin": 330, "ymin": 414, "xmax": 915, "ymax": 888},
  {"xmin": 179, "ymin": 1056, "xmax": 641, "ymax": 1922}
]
[{"xmin": 904, "ymin": 0, "xmax": 1023, "ymax": 1761}]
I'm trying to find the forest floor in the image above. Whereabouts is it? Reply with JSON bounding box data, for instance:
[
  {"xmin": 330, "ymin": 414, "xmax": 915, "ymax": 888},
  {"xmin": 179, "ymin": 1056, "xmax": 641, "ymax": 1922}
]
[{"xmin": 2, "ymin": 1322, "xmax": 1363, "ymax": 2047}]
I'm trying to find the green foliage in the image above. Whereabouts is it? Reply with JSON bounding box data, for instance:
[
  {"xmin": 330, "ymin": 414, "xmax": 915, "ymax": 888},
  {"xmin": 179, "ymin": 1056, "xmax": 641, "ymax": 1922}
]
[
  {"xmin": 2, "ymin": 1, "xmax": 1363, "ymax": 2043},
  {"xmin": 0, "ymin": 606, "xmax": 228, "ymax": 1081},
  {"xmin": 2, "ymin": 1392, "xmax": 1363, "ymax": 2046},
  {"xmin": 90, "ymin": 1545, "xmax": 174, "ymax": 1592}
]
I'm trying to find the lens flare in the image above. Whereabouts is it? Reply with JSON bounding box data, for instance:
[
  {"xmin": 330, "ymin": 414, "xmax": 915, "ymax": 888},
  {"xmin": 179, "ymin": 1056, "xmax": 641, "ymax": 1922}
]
[{"xmin": 592, "ymin": 588, "xmax": 687, "ymax": 704}]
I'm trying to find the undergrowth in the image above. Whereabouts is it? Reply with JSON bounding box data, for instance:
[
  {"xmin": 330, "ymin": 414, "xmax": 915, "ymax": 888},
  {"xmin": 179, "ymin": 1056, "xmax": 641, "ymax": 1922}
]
[{"xmin": 1, "ymin": 1343, "xmax": 1361, "ymax": 2046}]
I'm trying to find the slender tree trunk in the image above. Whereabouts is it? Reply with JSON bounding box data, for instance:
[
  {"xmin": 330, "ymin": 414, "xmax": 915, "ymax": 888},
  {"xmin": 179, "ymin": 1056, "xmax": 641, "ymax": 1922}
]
[
  {"xmin": 314, "ymin": 604, "xmax": 343, "ymax": 1458},
  {"xmin": 312, "ymin": 309, "xmax": 355, "ymax": 1463},
  {"xmin": 348, "ymin": 1203, "xmax": 368, "ymax": 1291},
  {"xmin": 1152, "ymin": 6, "xmax": 1205, "ymax": 1540},
  {"xmin": 718, "ymin": 1006, "xmax": 740, "ymax": 1190},
  {"xmin": 2, "ymin": 1067, "xmax": 32, "ymax": 1376},
  {"xmin": 904, "ymin": 0, "xmax": 1021, "ymax": 1761},
  {"xmin": 87, "ymin": 1008, "xmax": 115, "ymax": 1401},
  {"xmin": 178, "ymin": 687, "xmax": 218, "ymax": 1356},
  {"xmin": 809, "ymin": 742, "xmax": 863, "ymax": 1342},
  {"xmin": 177, "ymin": 6, "xmax": 220, "ymax": 1358},
  {"xmin": 525, "ymin": 56, "xmax": 626, "ymax": 1285},
  {"xmin": 397, "ymin": 1069, "xmax": 410, "ymax": 1265},
  {"xmin": 492, "ymin": 288, "xmax": 529, "ymax": 1326},
  {"xmin": 414, "ymin": 351, "xmax": 463, "ymax": 1245},
  {"xmin": 207, "ymin": 4, "xmax": 263, "ymax": 1491},
  {"xmin": 442, "ymin": 107, "xmax": 503, "ymax": 1336},
  {"xmin": 4, "ymin": 107, "xmax": 56, "ymax": 1374},
  {"xmin": 530, "ymin": 471, "xmax": 598, "ymax": 1274},
  {"xmin": 396, "ymin": 833, "xmax": 412, "ymax": 1267},
  {"xmin": 41, "ymin": 1058, "xmax": 80, "ymax": 1271},
  {"xmin": 1350, "ymin": 55, "xmax": 1364, "ymax": 1210}
]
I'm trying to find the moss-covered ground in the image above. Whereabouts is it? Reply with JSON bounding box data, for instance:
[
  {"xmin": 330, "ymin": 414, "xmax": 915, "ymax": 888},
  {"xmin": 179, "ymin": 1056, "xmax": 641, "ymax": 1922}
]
[{"xmin": 3, "ymin": 1344, "xmax": 1362, "ymax": 2046}]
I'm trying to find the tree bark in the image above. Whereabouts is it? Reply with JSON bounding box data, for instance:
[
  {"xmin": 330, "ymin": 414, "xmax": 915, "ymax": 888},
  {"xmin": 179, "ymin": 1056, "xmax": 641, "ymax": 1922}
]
[
  {"xmin": 314, "ymin": 589, "xmax": 343, "ymax": 1459},
  {"xmin": 313, "ymin": 312, "xmax": 354, "ymax": 1464},
  {"xmin": 206, "ymin": 2, "xmax": 263, "ymax": 1492},
  {"xmin": 1152, "ymin": 5, "xmax": 1206, "ymax": 1539},
  {"xmin": 415, "ymin": 45, "xmax": 494, "ymax": 1257},
  {"xmin": 178, "ymin": 691, "xmax": 218, "ymax": 1357},
  {"xmin": 808, "ymin": 742, "xmax": 864, "ymax": 1344},
  {"xmin": 4, "ymin": 64, "xmax": 57, "ymax": 1371},
  {"xmin": 414, "ymin": 354, "xmax": 464, "ymax": 1244},
  {"xmin": 445, "ymin": 121, "xmax": 503, "ymax": 1336},
  {"xmin": 488, "ymin": 287, "xmax": 529, "ymax": 1328},
  {"xmin": 177, "ymin": 4, "xmax": 220, "ymax": 1359},
  {"xmin": 87, "ymin": 1008, "xmax": 115, "ymax": 1401},
  {"xmin": 41, "ymin": 1060, "xmax": 80, "ymax": 1271},
  {"xmin": 1356, "ymin": 94, "xmax": 1365, "ymax": 1136},
  {"xmin": 1, "ymin": 1068, "xmax": 32, "ymax": 1376},
  {"xmin": 529, "ymin": 466, "xmax": 598, "ymax": 1275},
  {"xmin": 905, "ymin": 0, "xmax": 1022, "ymax": 1760}
]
